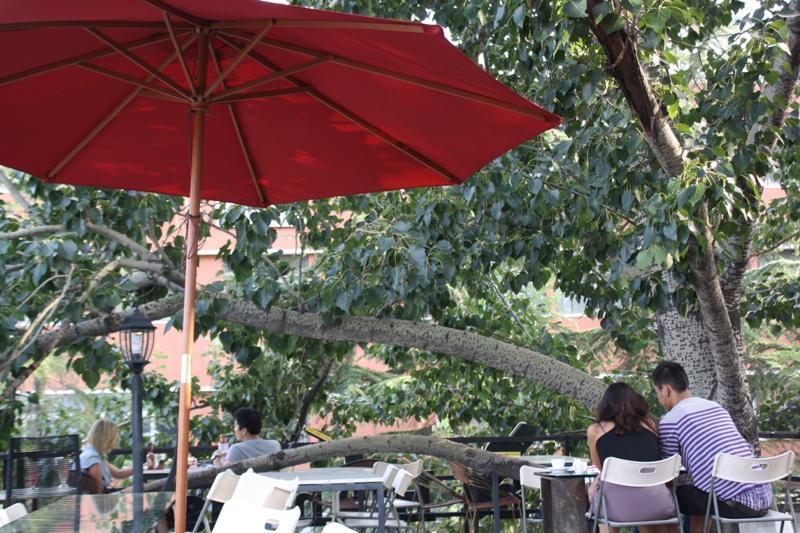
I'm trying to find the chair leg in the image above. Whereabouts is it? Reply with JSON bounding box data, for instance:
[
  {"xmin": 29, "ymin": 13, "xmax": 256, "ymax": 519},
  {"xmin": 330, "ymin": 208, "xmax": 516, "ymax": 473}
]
[{"xmin": 191, "ymin": 500, "xmax": 211, "ymax": 533}]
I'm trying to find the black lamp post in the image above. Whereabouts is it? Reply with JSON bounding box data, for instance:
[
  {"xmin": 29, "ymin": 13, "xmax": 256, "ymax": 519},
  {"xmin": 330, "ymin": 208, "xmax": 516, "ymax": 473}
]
[{"xmin": 119, "ymin": 309, "xmax": 155, "ymax": 494}]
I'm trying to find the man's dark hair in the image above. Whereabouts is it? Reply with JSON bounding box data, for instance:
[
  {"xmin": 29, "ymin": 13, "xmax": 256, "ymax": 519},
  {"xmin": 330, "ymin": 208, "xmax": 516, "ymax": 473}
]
[
  {"xmin": 234, "ymin": 407, "xmax": 262, "ymax": 436},
  {"xmin": 651, "ymin": 361, "xmax": 690, "ymax": 392}
]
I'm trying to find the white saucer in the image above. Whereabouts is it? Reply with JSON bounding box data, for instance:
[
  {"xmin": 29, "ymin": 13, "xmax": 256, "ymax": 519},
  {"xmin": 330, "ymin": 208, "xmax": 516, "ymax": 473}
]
[{"xmin": 547, "ymin": 467, "xmax": 569, "ymax": 474}]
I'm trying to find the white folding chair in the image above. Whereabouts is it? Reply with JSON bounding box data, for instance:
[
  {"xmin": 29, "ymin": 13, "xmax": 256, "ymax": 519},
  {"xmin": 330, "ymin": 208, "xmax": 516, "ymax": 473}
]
[
  {"xmin": 264, "ymin": 477, "xmax": 300, "ymax": 510},
  {"xmin": 344, "ymin": 467, "xmax": 413, "ymax": 532},
  {"xmin": 335, "ymin": 464, "xmax": 400, "ymax": 521},
  {"xmin": 519, "ymin": 465, "xmax": 545, "ymax": 533},
  {"xmin": 232, "ymin": 470, "xmax": 281, "ymax": 506},
  {"xmin": 3, "ymin": 503, "xmax": 28, "ymax": 524},
  {"xmin": 192, "ymin": 470, "xmax": 241, "ymax": 533},
  {"xmin": 591, "ymin": 454, "xmax": 682, "ymax": 533},
  {"xmin": 704, "ymin": 451, "xmax": 796, "ymax": 533},
  {"xmin": 213, "ymin": 500, "xmax": 300, "ymax": 533}
]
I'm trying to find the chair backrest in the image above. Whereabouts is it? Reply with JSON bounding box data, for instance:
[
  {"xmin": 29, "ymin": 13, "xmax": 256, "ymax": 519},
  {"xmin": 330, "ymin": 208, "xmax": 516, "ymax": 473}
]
[
  {"xmin": 373, "ymin": 459, "xmax": 423, "ymax": 478},
  {"xmin": 600, "ymin": 455, "xmax": 682, "ymax": 487},
  {"xmin": 208, "ymin": 470, "xmax": 240, "ymax": 503},
  {"xmin": 263, "ymin": 477, "xmax": 300, "ymax": 510},
  {"xmin": 711, "ymin": 451, "xmax": 795, "ymax": 484},
  {"xmin": 322, "ymin": 523, "xmax": 359, "ymax": 533},
  {"xmin": 449, "ymin": 462, "xmax": 470, "ymax": 486},
  {"xmin": 231, "ymin": 471, "xmax": 278, "ymax": 506},
  {"xmin": 6, "ymin": 435, "xmax": 81, "ymax": 504},
  {"xmin": 519, "ymin": 465, "xmax": 546, "ymax": 490},
  {"xmin": 381, "ymin": 465, "xmax": 400, "ymax": 490},
  {"xmin": 4, "ymin": 503, "xmax": 28, "ymax": 523},
  {"xmin": 262, "ymin": 506, "xmax": 302, "ymax": 533},
  {"xmin": 392, "ymin": 469, "xmax": 415, "ymax": 497}
]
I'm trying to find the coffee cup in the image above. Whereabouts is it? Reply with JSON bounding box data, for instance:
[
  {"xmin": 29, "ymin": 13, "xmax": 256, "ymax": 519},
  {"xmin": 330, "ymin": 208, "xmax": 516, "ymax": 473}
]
[
  {"xmin": 573, "ymin": 459, "xmax": 587, "ymax": 474},
  {"xmin": 551, "ymin": 458, "xmax": 566, "ymax": 470}
]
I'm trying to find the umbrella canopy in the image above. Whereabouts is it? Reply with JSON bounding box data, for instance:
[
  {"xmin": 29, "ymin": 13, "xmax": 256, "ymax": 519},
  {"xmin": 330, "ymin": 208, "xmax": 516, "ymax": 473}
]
[
  {"xmin": 0, "ymin": 1, "xmax": 561, "ymax": 530},
  {"xmin": 1, "ymin": 0, "xmax": 561, "ymax": 207}
]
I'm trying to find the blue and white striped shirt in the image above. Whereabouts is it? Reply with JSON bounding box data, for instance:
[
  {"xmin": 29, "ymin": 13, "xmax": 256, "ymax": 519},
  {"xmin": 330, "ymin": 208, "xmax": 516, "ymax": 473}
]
[{"xmin": 659, "ymin": 397, "xmax": 772, "ymax": 510}]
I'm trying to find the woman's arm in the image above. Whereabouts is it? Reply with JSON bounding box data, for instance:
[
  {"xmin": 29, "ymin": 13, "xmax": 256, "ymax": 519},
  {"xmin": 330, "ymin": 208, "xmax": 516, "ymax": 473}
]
[
  {"xmin": 587, "ymin": 422, "xmax": 603, "ymax": 470},
  {"xmin": 107, "ymin": 461, "xmax": 133, "ymax": 480}
]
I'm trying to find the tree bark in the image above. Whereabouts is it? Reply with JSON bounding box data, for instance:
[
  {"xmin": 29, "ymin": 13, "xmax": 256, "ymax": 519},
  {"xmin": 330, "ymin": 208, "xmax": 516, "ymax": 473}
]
[
  {"xmin": 145, "ymin": 434, "xmax": 534, "ymax": 491},
  {"xmin": 32, "ymin": 294, "xmax": 608, "ymax": 410}
]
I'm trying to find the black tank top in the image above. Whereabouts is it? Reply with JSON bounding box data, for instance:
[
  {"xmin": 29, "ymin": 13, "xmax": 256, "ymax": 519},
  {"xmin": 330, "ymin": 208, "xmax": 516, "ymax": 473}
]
[{"xmin": 595, "ymin": 425, "xmax": 660, "ymax": 465}]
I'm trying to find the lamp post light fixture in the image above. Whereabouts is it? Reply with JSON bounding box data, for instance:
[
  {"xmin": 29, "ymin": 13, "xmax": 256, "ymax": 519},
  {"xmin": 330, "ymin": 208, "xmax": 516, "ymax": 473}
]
[{"xmin": 119, "ymin": 309, "xmax": 155, "ymax": 494}]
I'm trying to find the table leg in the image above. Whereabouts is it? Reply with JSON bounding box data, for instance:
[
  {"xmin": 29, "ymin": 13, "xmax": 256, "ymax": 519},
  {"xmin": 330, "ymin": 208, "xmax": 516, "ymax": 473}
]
[
  {"xmin": 540, "ymin": 477, "xmax": 589, "ymax": 533},
  {"xmin": 377, "ymin": 484, "xmax": 385, "ymax": 533},
  {"xmin": 492, "ymin": 474, "xmax": 500, "ymax": 533}
]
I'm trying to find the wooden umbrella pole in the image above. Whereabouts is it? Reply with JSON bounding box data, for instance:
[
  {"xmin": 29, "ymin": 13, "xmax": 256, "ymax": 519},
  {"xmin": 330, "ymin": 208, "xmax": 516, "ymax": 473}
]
[{"xmin": 174, "ymin": 29, "xmax": 210, "ymax": 533}]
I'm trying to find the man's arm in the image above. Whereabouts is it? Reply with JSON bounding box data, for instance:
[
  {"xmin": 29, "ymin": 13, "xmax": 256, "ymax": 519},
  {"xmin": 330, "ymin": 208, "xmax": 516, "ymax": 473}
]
[{"xmin": 658, "ymin": 413, "xmax": 680, "ymax": 459}]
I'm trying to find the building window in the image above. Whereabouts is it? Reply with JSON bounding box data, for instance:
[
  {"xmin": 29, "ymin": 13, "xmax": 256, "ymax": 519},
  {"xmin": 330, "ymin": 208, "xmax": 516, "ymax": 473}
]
[{"xmin": 555, "ymin": 292, "xmax": 586, "ymax": 317}]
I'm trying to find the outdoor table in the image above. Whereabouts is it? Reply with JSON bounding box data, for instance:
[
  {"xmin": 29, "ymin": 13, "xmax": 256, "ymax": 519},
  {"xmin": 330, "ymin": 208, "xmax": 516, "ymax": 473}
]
[
  {"xmin": 0, "ymin": 492, "xmax": 175, "ymax": 532},
  {"xmin": 260, "ymin": 467, "xmax": 386, "ymax": 533},
  {"xmin": 535, "ymin": 468, "xmax": 597, "ymax": 533}
]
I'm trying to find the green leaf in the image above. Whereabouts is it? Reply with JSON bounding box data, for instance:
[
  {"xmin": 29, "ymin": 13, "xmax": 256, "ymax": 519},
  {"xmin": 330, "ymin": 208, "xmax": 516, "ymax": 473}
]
[
  {"xmin": 408, "ymin": 244, "xmax": 426, "ymax": 269},
  {"xmin": 600, "ymin": 13, "xmax": 626, "ymax": 34},
  {"xmin": 621, "ymin": 0, "xmax": 642, "ymax": 13},
  {"xmin": 512, "ymin": 5, "xmax": 527, "ymax": 28},
  {"xmin": 563, "ymin": 0, "xmax": 588, "ymax": 18}
]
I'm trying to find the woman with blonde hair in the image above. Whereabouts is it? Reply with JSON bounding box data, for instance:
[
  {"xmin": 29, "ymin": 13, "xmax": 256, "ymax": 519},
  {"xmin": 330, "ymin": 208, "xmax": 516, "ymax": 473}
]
[{"xmin": 80, "ymin": 419, "xmax": 133, "ymax": 494}]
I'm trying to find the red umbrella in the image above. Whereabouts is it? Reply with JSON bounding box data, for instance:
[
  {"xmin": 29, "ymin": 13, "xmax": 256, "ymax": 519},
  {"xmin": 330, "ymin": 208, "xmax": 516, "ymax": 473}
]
[{"xmin": 0, "ymin": 1, "xmax": 561, "ymax": 529}]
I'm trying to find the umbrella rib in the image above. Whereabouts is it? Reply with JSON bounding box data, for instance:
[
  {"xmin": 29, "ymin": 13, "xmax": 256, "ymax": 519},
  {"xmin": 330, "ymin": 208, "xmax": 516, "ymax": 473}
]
[
  {"xmin": 47, "ymin": 38, "xmax": 196, "ymax": 178},
  {"xmin": 310, "ymin": 90, "xmax": 458, "ymax": 183},
  {"xmin": 138, "ymin": 0, "xmax": 205, "ymax": 27},
  {"xmin": 211, "ymin": 55, "xmax": 334, "ymax": 103},
  {"xmin": 210, "ymin": 46, "xmax": 268, "ymax": 207},
  {"xmin": 204, "ymin": 23, "xmax": 275, "ymax": 99},
  {"xmin": 333, "ymin": 57, "xmax": 546, "ymax": 120},
  {"xmin": 215, "ymin": 33, "xmax": 457, "ymax": 182},
  {"xmin": 0, "ymin": 32, "xmax": 178, "ymax": 88},
  {"xmin": 223, "ymin": 30, "xmax": 546, "ymax": 121},
  {"xmin": 0, "ymin": 21, "xmax": 189, "ymax": 31},
  {"xmin": 211, "ymin": 19, "xmax": 424, "ymax": 33},
  {"xmin": 77, "ymin": 62, "xmax": 188, "ymax": 102},
  {"xmin": 213, "ymin": 86, "xmax": 311, "ymax": 105},
  {"xmin": 86, "ymin": 27, "xmax": 191, "ymax": 99},
  {"xmin": 163, "ymin": 11, "xmax": 197, "ymax": 97}
]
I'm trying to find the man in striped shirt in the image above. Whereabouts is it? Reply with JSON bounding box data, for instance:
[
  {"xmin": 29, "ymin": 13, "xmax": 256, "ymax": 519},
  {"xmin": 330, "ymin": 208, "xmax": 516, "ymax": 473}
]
[{"xmin": 651, "ymin": 362, "xmax": 773, "ymax": 532}]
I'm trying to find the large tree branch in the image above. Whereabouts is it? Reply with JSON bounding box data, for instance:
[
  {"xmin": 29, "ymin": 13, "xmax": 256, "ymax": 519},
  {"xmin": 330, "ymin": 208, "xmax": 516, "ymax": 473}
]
[
  {"xmin": 34, "ymin": 295, "xmax": 607, "ymax": 410},
  {"xmin": 291, "ymin": 356, "xmax": 336, "ymax": 443},
  {"xmin": 147, "ymin": 435, "xmax": 537, "ymax": 491},
  {"xmin": 583, "ymin": 0, "xmax": 684, "ymax": 178},
  {"xmin": 0, "ymin": 170, "xmax": 44, "ymax": 225},
  {"xmin": 0, "ymin": 319, "xmax": 72, "ymax": 404}
]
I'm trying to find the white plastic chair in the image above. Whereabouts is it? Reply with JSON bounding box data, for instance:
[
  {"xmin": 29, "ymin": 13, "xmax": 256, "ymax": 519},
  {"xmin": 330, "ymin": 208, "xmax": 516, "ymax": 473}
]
[
  {"xmin": 232, "ymin": 470, "xmax": 284, "ymax": 506},
  {"xmin": 192, "ymin": 470, "xmax": 241, "ymax": 533},
  {"xmin": 590, "ymin": 454, "xmax": 682, "ymax": 533},
  {"xmin": 344, "ymin": 468, "xmax": 414, "ymax": 532},
  {"xmin": 334, "ymin": 464, "xmax": 400, "ymax": 521},
  {"xmin": 321, "ymin": 523, "xmax": 359, "ymax": 533},
  {"xmin": 213, "ymin": 500, "xmax": 300, "ymax": 533},
  {"xmin": 3, "ymin": 503, "xmax": 28, "ymax": 524},
  {"xmin": 519, "ymin": 465, "xmax": 545, "ymax": 533},
  {"xmin": 264, "ymin": 477, "xmax": 300, "ymax": 510},
  {"xmin": 704, "ymin": 451, "xmax": 796, "ymax": 533},
  {"xmin": 0, "ymin": 508, "xmax": 9, "ymax": 526}
]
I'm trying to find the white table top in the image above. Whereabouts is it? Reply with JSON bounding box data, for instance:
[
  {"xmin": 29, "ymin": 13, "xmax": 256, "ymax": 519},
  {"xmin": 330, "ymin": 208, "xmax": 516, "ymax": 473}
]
[
  {"xmin": 524, "ymin": 455, "xmax": 576, "ymax": 466},
  {"xmin": 260, "ymin": 467, "xmax": 382, "ymax": 485}
]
